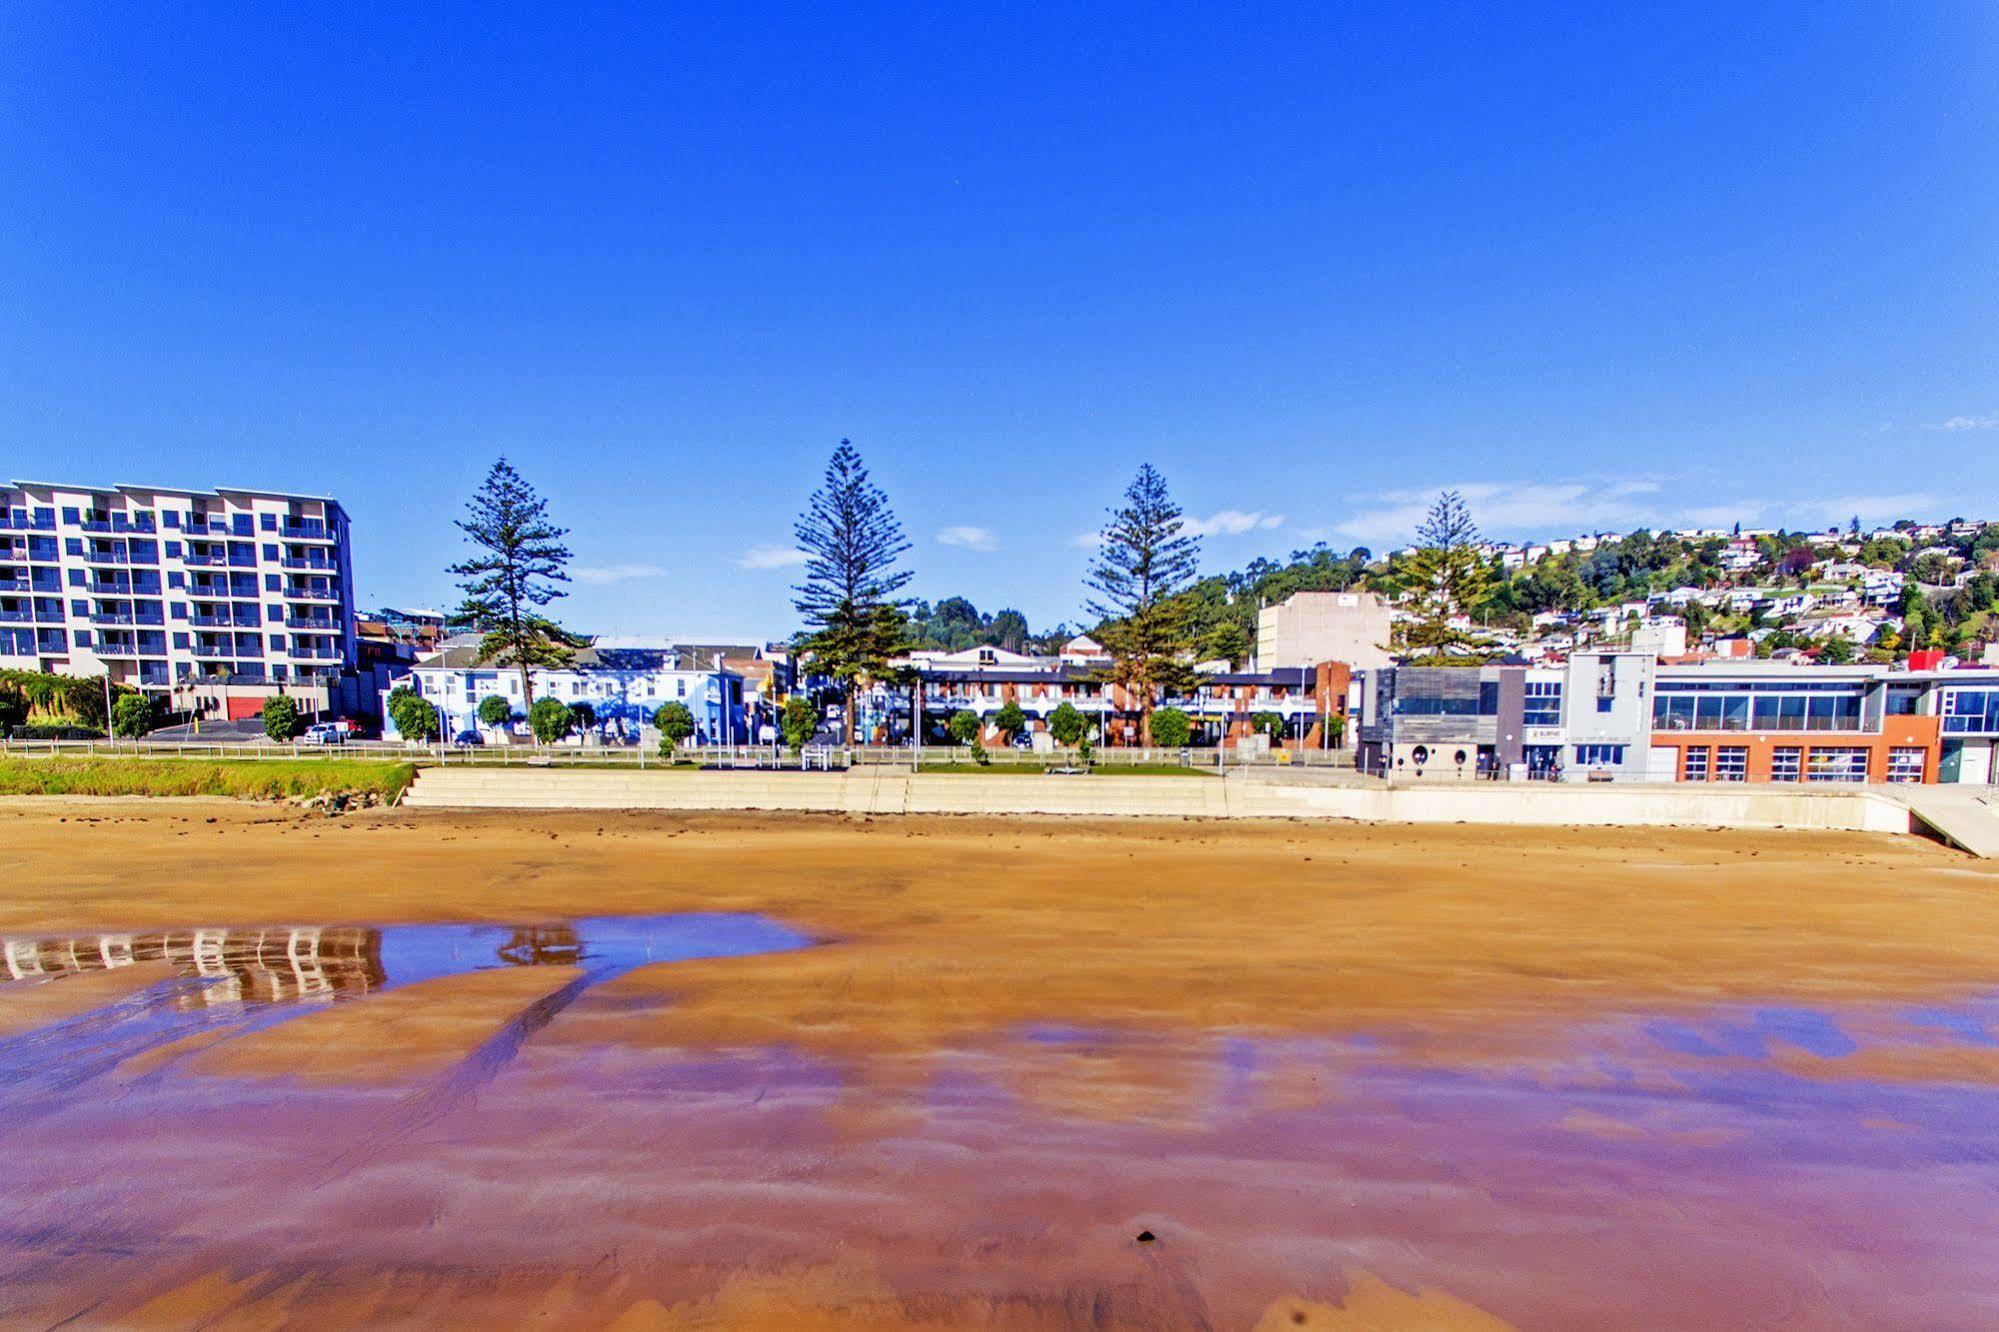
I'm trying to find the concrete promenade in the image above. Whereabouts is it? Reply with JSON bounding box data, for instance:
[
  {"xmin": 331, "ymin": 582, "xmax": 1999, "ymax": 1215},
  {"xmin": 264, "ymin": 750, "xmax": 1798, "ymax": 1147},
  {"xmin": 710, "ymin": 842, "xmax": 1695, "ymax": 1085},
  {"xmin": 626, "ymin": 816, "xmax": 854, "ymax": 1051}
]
[{"xmin": 398, "ymin": 765, "xmax": 1965, "ymax": 843}]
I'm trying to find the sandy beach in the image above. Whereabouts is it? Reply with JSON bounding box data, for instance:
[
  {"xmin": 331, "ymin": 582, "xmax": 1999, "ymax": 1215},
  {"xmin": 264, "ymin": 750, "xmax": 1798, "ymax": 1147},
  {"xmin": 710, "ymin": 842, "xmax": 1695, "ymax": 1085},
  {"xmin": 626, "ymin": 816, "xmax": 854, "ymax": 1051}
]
[{"xmin": 3, "ymin": 800, "xmax": 1998, "ymax": 1328}]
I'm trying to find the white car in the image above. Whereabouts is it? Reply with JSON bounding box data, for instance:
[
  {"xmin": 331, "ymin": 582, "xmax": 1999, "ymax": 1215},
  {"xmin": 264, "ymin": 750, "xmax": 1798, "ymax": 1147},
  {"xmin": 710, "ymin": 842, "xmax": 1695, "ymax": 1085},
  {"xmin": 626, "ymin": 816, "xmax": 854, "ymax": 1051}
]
[{"xmin": 302, "ymin": 722, "xmax": 348, "ymax": 746}]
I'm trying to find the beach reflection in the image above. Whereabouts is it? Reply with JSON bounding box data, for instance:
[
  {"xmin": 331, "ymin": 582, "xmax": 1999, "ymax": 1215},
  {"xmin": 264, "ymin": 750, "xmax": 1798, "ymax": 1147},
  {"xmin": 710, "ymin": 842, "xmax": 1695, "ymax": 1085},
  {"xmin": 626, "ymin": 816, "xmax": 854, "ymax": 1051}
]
[{"xmin": 0, "ymin": 923, "xmax": 1997, "ymax": 1327}]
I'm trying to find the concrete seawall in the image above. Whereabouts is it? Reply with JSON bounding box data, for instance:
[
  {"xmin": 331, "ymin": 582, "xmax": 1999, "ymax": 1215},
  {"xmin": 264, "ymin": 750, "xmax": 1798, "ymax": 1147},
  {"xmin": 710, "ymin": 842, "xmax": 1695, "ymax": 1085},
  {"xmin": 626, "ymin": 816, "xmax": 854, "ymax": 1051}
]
[{"xmin": 401, "ymin": 767, "xmax": 1923, "ymax": 838}]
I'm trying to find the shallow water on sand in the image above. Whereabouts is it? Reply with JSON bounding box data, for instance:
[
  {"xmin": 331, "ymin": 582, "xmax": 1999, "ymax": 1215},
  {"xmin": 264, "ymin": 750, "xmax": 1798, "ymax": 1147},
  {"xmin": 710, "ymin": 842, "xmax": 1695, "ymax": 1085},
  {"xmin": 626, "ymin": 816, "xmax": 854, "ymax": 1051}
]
[{"xmin": 3, "ymin": 916, "xmax": 1999, "ymax": 1328}]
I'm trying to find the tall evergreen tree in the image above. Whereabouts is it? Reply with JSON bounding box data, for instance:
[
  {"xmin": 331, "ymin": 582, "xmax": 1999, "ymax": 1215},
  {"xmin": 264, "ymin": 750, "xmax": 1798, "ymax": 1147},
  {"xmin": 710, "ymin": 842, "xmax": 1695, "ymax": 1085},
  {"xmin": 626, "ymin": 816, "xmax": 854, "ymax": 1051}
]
[
  {"xmin": 1394, "ymin": 490, "xmax": 1498, "ymax": 663},
  {"xmin": 449, "ymin": 458, "xmax": 576, "ymax": 705},
  {"xmin": 793, "ymin": 440, "xmax": 914, "ymax": 745},
  {"xmin": 1086, "ymin": 463, "xmax": 1201, "ymax": 734}
]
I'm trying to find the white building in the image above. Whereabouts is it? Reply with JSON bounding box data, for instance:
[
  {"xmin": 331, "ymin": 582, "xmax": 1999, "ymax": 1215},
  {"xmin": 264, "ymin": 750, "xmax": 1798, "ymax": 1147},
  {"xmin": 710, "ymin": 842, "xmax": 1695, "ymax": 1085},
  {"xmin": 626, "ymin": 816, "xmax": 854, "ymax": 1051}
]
[
  {"xmin": 393, "ymin": 638, "xmax": 746, "ymax": 744},
  {"xmin": 0, "ymin": 480, "xmax": 356, "ymax": 706}
]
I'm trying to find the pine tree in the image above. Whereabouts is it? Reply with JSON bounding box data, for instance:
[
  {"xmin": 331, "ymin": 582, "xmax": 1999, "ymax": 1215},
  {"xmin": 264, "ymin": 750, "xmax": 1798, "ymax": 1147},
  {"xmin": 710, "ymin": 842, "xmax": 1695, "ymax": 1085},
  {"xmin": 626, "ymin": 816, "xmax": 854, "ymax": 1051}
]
[
  {"xmin": 793, "ymin": 440, "xmax": 914, "ymax": 746},
  {"xmin": 448, "ymin": 459, "xmax": 576, "ymax": 705},
  {"xmin": 1394, "ymin": 490, "xmax": 1498, "ymax": 664},
  {"xmin": 1086, "ymin": 464, "xmax": 1201, "ymax": 736}
]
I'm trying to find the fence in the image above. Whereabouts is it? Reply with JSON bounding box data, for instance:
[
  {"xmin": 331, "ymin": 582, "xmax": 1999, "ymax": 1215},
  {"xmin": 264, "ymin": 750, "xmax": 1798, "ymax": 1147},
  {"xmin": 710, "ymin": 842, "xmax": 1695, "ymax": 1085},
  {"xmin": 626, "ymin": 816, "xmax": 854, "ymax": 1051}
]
[{"xmin": 0, "ymin": 736, "xmax": 1358, "ymax": 771}]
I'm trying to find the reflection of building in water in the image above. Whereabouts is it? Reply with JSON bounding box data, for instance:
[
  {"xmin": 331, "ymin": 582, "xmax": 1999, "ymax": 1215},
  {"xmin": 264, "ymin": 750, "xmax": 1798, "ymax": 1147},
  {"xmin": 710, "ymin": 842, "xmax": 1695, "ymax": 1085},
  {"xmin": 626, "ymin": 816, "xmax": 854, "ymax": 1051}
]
[
  {"xmin": 497, "ymin": 926, "xmax": 581, "ymax": 968},
  {"xmin": 3, "ymin": 926, "xmax": 385, "ymax": 1006}
]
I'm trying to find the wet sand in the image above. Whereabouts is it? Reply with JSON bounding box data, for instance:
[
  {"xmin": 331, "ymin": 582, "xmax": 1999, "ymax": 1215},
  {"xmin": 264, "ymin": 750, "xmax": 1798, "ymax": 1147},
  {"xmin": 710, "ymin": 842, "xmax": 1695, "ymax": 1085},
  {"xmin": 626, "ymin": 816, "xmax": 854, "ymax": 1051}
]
[{"xmin": 3, "ymin": 801, "xmax": 1998, "ymax": 1328}]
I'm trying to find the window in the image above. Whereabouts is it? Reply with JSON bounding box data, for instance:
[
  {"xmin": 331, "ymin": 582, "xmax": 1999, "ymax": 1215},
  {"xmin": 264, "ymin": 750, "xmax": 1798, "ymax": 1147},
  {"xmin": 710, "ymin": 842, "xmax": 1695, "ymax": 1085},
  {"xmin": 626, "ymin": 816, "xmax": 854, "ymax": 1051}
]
[
  {"xmin": 1942, "ymin": 690, "xmax": 1999, "ymax": 735},
  {"xmin": 1574, "ymin": 743, "xmax": 1626, "ymax": 767},
  {"xmin": 260, "ymin": 513, "xmax": 277, "ymax": 531},
  {"xmin": 1522, "ymin": 680, "xmax": 1562, "ymax": 727},
  {"xmin": 1806, "ymin": 747, "xmax": 1870, "ymax": 783},
  {"xmin": 1683, "ymin": 746, "xmax": 1711, "ymax": 781},
  {"xmin": 1715, "ymin": 746, "xmax": 1749, "ymax": 782},
  {"xmin": 1887, "ymin": 748, "xmax": 1926, "ymax": 783}
]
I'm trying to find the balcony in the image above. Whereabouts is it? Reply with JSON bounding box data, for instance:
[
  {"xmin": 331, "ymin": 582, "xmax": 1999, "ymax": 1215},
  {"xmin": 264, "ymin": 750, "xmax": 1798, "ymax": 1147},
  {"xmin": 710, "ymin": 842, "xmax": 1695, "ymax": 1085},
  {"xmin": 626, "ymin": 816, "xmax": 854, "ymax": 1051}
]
[
  {"xmin": 82, "ymin": 550, "xmax": 128, "ymax": 565},
  {"xmin": 0, "ymin": 578, "xmax": 28, "ymax": 594},
  {"xmin": 191, "ymin": 643, "xmax": 239, "ymax": 660},
  {"xmin": 181, "ymin": 519, "xmax": 235, "ymax": 536},
  {"xmin": 279, "ymin": 557, "xmax": 337, "ymax": 570},
  {"xmin": 80, "ymin": 519, "xmax": 156, "ymax": 535},
  {"xmin": 0, "ymin": 610, "xmax": 31, "ymax": 624},
  {"xmin": 180, "ymin": 551, "xmax": 229, "ymax": 567},
  {"xmin": 283, "ymin": 586, "xmax": 341, "ymax": 603},
  {"xmin": 286, "ymin": 615, "xmax": 338, "ymax": 630},
  {"xmin": 88, "ymin": 611, "xmax": 138, "ymax": 626},
  {"xmin": 0, "ymin": 516, "xmax": 54, "ymax": 532},
  {"xmin": 190, "ymin": 613, "xmax": 254, "ymax": 628},
  {"xmin": 280, "ymin": 522, "xmax": 337, "ymax": 542},
  {"xmin": 288, "ymin": 645, "xmax": 341, "ymax": 661}
]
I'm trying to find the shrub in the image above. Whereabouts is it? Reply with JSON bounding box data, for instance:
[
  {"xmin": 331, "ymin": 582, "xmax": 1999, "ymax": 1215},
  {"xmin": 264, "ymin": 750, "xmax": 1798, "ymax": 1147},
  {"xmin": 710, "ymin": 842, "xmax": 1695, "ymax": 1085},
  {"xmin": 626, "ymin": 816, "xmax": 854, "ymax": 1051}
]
[
  {"xmin": 112, "ymin": 694, "xmax": 158, "ymax": 739},
  {"xmin": 6, "ymin": 723, "xmax": 105, "ymax": 740},
  {"xmin": 529, "ymin": 696, "xmax": 575, "ymax": 744},
  {"xmin": 653, "ymin": 701, "xmax": 696, "ymax": 758},
  {"xmin": 993, "ymin": 700, "xmax": 1027, "ymax": 737},
  {"xmin": 1148, "ymin": 707, "xmax": 1193, "ymax": 749},
  {"xmin": 970, "ymin": 735, "xmax": 989, "ymax": 766},
  {"xmin": 0, "ymin": 757, "xmax": 415, "ymax": 803},
  {"xmin": 1048, "ymin": 701, "xmax": 1088, "ymax": 747},
  {"xmin": 477, "ymin": 695, "xmax": 513, "ymax": 727},
  {"xmin": 1250, "ymin": 710, "xmax": 1284, "ymax": 740},
  {"xmin": 780, "ymin": 696, "xmax": 819, "ymax": 754},
  {"xmin": 261, "ymin": 695, "xmax": 302, "ymax": 742},
  {"xmin": 947, "ymin": 709, "xmax": 981, "ymax": 747},
  {"xmin": 387, "ymin": 686, "xmax": 438, "ymax": 742}
]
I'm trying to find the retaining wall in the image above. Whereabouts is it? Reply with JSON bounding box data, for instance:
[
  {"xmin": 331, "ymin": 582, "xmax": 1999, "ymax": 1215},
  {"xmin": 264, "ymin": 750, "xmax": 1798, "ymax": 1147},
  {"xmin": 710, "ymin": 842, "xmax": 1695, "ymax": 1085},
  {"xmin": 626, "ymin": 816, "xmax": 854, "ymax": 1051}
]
[{"xmin": 402, "ymin": 767, "xmax": 1914, "ymax": 835}]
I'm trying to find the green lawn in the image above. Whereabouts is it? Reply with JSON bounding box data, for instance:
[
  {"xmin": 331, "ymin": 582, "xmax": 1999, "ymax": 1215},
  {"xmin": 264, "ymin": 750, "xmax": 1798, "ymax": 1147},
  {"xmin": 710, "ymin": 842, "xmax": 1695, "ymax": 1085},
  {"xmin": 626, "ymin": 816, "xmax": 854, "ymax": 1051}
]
[
  {"xmin": 914, "ymin": 761, "xmax": 1217, "ymax": 778},
  {"xmin": 0, "ymin": 757, "xmax": 417, "ymax": 803}
]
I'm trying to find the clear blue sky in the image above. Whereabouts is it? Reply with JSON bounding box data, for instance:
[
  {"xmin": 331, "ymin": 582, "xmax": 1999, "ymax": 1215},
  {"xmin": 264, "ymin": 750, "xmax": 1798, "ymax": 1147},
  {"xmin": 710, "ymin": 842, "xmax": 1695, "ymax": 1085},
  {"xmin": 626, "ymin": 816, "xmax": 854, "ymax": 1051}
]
[{"xmin": 3, "ymin": 5, "xmax": 1994, "ymax": 640}]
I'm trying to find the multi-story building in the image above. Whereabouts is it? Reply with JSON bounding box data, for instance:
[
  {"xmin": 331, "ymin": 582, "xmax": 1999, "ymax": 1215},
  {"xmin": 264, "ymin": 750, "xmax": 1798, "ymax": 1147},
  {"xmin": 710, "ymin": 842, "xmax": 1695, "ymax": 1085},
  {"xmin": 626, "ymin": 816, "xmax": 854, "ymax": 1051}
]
[
  {"xmin": 0, "ymin": 481, "xmax": 356, "ymax": 711},
  {"xmin": 1358, "ymin": 658, "xmax": 1999, "ymax": 786},
  {"xmin": 1256, "ymin": 591, "xmax": 1393, "ymax": 671}
]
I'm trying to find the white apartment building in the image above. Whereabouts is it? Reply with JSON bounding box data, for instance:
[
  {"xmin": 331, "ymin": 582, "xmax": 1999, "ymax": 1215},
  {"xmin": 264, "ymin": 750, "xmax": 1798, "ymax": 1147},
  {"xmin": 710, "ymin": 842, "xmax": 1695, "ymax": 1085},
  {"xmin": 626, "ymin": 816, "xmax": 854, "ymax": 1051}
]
[{"xmin": 0, "ymin": 481, "xmax": 357, "ymax": 702}]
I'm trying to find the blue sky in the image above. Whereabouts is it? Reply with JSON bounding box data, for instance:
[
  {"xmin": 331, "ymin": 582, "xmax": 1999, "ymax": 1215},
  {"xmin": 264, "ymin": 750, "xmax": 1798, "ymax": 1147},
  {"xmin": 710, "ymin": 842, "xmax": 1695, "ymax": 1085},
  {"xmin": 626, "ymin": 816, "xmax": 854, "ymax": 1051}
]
[{"xmin": 3, "ymin": 5, "xmax": 1994, "ymax": 640}]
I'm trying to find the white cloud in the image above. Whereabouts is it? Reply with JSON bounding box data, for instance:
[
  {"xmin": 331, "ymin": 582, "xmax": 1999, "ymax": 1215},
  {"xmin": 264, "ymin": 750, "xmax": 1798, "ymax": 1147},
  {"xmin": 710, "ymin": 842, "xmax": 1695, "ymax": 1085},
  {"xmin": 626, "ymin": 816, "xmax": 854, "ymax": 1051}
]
[
  {"xmin": 573, "ymin": 563, "xmax": 666, "ymax": 586},
  {"xmin": 1931, "ymin": 414, "xmax": 1998, "ymax": 432},
  {"xmin": 735, "ymin": 544, "xmax": 808, "ymax": 570},
  {"xmin": 1326, "ymin": 478, "xmax": 1943, "ymax": 548},
  {"xmin": 1182, "ymin": 509, "xmax": 1285, "ymax": 537},
  {"xmin": 1068, "ymin": 531, "xmax": 1105, "ymax": 549},
  {"xmin": 936, "ymin": 525, "xmax": 998, "ymax": 551}
]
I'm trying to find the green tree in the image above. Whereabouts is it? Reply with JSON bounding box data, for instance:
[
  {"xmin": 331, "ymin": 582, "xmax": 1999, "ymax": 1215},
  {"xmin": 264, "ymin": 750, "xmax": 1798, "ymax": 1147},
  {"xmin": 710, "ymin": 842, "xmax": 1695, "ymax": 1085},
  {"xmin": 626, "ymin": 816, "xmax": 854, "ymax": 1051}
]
[
  {"xmin": 1148, "ymin": 706, "xmax": 1193, "ymax": 749},
  {"xmin": 993, "ymin": 699, "xmax": 1027, "ymax": 738},
  {"xmin": 529, "ymin": 696, "xmax": 574, "ymax": 744},
  {"xmin": 1087, "ymin": 464, "xmax": 1201, "ymax": 734},
  {"xmin": 1322, "ymin": 711, "xmax": 1348, "ymax": 748},
  {"xmin": 1818, "ymin": 636, "xmax": 1857, "ymax": 664},
  {"xmin": 1394, "ymin": 490, "xmax": 1498, "ymax": 663},
  {"xmin": 793, "ymin": 440, "xmax": 914, "ymax": 746},
  {"xmin": 947, "ymin": 708, "xmax": 981, "ymax": 749},
  {"xmin": 449, "ymin": 458, "xmax": 576, "ymax": 707},
  {"xmin": 387, "ymin": 686, "xmax": 438, "ymax": 742},
  {"xmin": 653, "ymin": 701, "xmax": 696, "ymax": 758},
  {"xmin": 1048, "ymin": 701, "xmax": 1088, "ymax": 747},
  {"xmin": 568, "ymin": 701, "xmax": 596, "ymax": 734},
  {"xmin": 1250, "ymin": 710, "xmax": 1284, "ymax": 741},
  {"xmin": 989, "ymin": 608, "xmax": 1030, "ymax": 653},
  {"xmin": 477, "ymin": 695, "xmax": 513, "ymax": 728},
  {"xmin": 780, "ymin": 695, "xmax": 819, "ymax": 754},
  {"xmin": 259, "ymin": 695, "xmax": 300, "ymax": 742},
  {"xmin": 113, "ymin": 693, "xmax": 157, "ymax": 739},
  {"xmin": 1195, "ymin": 619, "xmax": 1253, "ymax": 669}
]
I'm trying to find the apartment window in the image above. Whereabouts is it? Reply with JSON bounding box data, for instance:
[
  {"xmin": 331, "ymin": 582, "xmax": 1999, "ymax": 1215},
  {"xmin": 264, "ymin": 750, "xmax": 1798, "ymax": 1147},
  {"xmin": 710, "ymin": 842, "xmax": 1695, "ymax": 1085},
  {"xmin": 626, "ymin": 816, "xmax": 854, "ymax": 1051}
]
[
  {"xmin": 1887, "ymin": 748, "xmax": 1926, "ymax": 784},
  {"xmin": 61, "ymin": 507, "xmax": 79, "ymax": 525},
  {"xmin": 1683, "ymin": 746, "xmax": 1711, "ymax": 782},
  {"xmin": 1714, "ymin": 746, "xmax": 1749, "ymax": 782},
  {"xmin": 1522, "ymin": 680, "xmax": 1562, "ymax": 727},
  {"xmin": 64, "ymin": 537, "xmax": 83, "ymax": 556},
  {"xmin": 265, "ymin": 574, "xmax": 280, "ymax": 591},
  {"xmin": 260, "ymin": 513, "xmax": 277, "ymax": 531},
  {"xmin": 1596, "ymin": 693, "xmax": 1614, "ymax": 713},
  {"xmin": 1574, "ymin": 743, "xmax": 1626, "ymax": 767},
  {"xmin": 262, "ymin": 543, "xmax": 278, "ymax": 561},
  {"xmin": 1806, "ymin": 747, "xmax": 1870, "ymax": 783}
]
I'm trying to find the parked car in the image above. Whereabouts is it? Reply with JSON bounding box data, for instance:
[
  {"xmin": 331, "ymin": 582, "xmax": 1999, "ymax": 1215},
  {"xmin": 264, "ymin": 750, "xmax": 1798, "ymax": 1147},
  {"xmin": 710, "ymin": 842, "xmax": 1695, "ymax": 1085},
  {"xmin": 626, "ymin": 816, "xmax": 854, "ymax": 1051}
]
[
  {"xmin": 302, "ymin": 723, "xmax": 347, "ymax": 746},
  {"xmin": 453, "ymin": 731, "xmax": 485, "ymax": 746}
]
